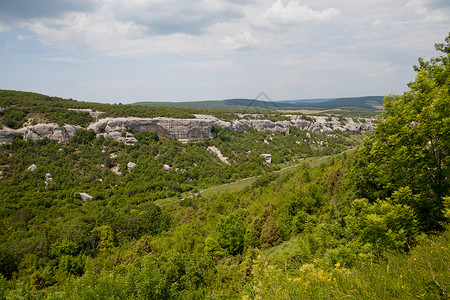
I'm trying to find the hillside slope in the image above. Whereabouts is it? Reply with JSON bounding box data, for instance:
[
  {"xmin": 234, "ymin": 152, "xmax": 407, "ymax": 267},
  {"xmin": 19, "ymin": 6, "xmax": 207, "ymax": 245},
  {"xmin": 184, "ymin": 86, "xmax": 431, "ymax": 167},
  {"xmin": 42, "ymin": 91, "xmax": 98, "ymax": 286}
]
[
  {"xmin": 134, "ymin": 95, "xmax": 384, "ymax": 113},
  {"xmin": 0, "ymin": 35, "xmax": 448, "ymax": 299}
]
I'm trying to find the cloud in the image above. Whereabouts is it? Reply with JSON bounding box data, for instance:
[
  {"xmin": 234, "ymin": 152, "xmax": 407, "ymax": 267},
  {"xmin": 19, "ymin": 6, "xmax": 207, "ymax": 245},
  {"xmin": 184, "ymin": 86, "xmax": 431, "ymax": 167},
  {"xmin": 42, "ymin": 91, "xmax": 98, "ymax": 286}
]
[
  {"xmin": 45, "ymin": 56, "xmax": 91, "ymax": 63},
  {"xmin": 1, "ymin": 0, "xmax": 449, "ymax": 103},
  {"xmin": 262, "ymin": 1, "xmax": 340, "ymax": 27},
  {"xmin": 1, "ymin": 0, "xmax": 249, "ymax": 37},
  {"xmin": 222, "ymin": 30, "xmax": 260, "ymax": 50},
  {"xmin": 404, "ymin": 0, "xmax": 450, "ymax": 22},
  {"xmin": 0, "ymin": 0, "xmax": 97, "ymax": 28},
  {"xmin": 109, "ymin": 0, "xmax": 246, "ymax": 36}
]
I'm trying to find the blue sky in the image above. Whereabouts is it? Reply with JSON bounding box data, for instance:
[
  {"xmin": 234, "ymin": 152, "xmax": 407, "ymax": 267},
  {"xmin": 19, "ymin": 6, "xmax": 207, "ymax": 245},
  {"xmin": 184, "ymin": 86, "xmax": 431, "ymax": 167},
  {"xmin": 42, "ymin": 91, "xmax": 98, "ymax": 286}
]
[{"xmin": 0, "ymin": 0, "xmax": 449, "ymax": 103}]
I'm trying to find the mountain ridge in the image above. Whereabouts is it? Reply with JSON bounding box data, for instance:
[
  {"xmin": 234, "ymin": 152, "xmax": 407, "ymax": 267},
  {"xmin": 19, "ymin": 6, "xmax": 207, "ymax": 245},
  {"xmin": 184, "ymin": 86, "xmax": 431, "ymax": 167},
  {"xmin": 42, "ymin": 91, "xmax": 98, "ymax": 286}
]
[{"xmin": 134, "ymin": 95, "xmax": 384, "ymax": 111}]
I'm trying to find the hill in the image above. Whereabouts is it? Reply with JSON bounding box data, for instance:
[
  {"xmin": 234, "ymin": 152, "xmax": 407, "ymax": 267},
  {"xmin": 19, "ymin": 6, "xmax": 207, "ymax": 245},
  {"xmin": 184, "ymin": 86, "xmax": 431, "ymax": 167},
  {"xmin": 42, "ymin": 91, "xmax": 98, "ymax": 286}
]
[
  {"xmin": 135, "ymin": 95, "xmax": 384, "ymax": 112},
  {"xmin": 0, "ymin": 35, "xmax": 448, "ymax": 299}
]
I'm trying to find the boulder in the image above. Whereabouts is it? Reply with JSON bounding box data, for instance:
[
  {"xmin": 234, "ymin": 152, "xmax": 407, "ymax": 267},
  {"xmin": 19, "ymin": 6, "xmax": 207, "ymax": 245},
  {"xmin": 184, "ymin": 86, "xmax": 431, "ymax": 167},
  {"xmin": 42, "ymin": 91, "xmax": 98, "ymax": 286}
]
[
  {"xmin": 79, "ymin": 192, "xmax": 93, "ymax": 201},
  {"xmin": 111, "ymin": 165, "xmax": 121, "ymax": 175},
  {"xmin": 0, "ymin": 127, "xmax": 16, "ymax": 144},
  {"xmin": 261, "ymin": 154, "xmax": 272, "ymax": 164},
  {"xmin": 28, "ymin": 164, "xmax": 37, "ymax": 171},
  {"xmin": 45, "ymin": 172, "xmax": 53, "ymax": 182},
  {"xmin": 127, "ymin": 162, "xmax": 136, "ymax": 171},
  {"xmin": 21, "ymin": 123, "xmax": 80, "ymax": 142}
]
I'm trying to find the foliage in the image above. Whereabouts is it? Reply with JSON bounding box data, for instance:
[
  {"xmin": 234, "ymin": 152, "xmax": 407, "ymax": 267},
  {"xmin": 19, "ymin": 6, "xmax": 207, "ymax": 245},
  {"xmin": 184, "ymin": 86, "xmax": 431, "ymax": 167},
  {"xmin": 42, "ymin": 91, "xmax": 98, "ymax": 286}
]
[
  {"xmin": 0, "ymin": 34, "xmax": 449, "ymax": 299},
  {"xmin": 349, "ymin": 34, "xmax": 449, "ymax": 232}
]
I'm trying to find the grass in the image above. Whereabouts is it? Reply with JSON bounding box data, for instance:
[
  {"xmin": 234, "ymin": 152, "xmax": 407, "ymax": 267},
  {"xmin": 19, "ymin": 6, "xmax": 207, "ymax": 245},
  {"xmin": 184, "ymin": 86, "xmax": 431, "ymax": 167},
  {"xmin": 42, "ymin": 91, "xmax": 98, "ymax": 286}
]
[
  {"xmin": 246, "ymin": 229, "xmax": 450, "ymax": 299},
  {"xmin": 329, "ymin": 229, "xmax": 450, "ymax": 299},
  {"xmin": 155, "ymin": 149, "xmax": 357, "ymax": 207}
]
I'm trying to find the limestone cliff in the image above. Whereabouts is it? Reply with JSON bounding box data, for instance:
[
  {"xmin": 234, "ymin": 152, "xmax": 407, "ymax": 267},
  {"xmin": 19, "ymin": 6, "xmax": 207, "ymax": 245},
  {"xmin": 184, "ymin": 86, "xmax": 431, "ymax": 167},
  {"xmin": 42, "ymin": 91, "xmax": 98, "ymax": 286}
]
[
  {"xmin": 0, "ymin": 124, "xmax": 81, "ymax": 144},
  {"xmin": 0, "ymin": 113, "xmax": 375, "ymax": 144},
  {"xmin": 88, "ymin": 117, "xmax": 216, "ymax": 143}
]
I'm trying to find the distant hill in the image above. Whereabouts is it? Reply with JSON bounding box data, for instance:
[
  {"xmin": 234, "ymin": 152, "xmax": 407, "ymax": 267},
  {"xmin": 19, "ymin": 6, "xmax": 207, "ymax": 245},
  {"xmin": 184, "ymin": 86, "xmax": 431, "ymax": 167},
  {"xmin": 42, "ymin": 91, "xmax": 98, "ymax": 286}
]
[{"xmin": 134, "ymin": 96, "xmax": 384, "ymax": 111}]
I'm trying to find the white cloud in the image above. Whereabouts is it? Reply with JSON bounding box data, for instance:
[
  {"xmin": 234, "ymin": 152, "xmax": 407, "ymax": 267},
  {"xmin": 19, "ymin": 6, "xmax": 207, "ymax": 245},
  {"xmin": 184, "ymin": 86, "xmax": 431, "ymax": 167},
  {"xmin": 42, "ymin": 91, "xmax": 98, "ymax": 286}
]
[
  {"xmin": 222, "ymin": 30, "xmax": 260, "ymax": 50},
  {"xmin": 45, "ymin": 56, "xmax": 92, "ymax": 63},
  {"xmin": 108, "ymin": 0, "xmax": 245, "ymax": 35},
  {"xmin": 263, "ymin": 1, "xmax": 340, "ymax": 26},
  {"xmin": 406, "ymin": 0, "xmax": 450, "ymax": 22},
  {"xmin": 1, "ymin": 0, "xmax": 449, "ymax": 102}
]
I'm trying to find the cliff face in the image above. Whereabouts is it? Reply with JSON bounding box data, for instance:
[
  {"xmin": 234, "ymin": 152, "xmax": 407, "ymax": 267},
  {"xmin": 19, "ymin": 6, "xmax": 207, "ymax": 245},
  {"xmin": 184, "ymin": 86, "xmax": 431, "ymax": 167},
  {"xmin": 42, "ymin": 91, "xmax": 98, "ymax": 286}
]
[
  {"xmin": 88, "ymin": 117, "xmax": 216, "ymax": 143},
  {"xmin": 0, "ymin": 124, "xmax": 81, "ymax": 144},
  {"xmin": 0, "ymin": 114, "xmax": 375, "ymax": 144},
  {"xmin": 20, "ymin": 124, "xmax": 81, "ymax": 142},
  {"xmin": 289, "ymin": 115, "xmax": 375, "ymax": 133}
]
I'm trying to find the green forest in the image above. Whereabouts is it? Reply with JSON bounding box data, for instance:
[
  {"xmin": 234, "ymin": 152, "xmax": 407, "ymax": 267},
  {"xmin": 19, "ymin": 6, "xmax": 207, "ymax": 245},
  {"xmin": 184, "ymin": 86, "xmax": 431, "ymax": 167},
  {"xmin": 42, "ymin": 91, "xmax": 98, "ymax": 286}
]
[{"xmin": 0, "ymin": 35, "xmax": 448, "ymax": 299}]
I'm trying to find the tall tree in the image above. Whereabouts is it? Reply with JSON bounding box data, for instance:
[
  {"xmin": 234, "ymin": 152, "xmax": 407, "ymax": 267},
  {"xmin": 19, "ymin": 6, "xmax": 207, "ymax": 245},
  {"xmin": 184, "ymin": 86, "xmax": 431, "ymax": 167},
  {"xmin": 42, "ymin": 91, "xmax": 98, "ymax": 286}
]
[{"xmin": 350, "ymin": 33, "xmax": 449, "ymax": 231}]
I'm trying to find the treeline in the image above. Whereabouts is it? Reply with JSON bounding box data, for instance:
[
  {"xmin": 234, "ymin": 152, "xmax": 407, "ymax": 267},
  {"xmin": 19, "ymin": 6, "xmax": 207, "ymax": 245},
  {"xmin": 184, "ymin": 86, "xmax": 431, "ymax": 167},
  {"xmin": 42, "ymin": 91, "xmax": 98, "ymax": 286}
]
[
  {"xmin": 0, "ymin": 90, "xmax": 377, "ymax": 132},
  {"xmin": 0, "ymin": 90, "xmax": 202, "ymax": 128},
  {"xmin": 0, "ymin": 90, "xmax": 283, "ymax": 128}
]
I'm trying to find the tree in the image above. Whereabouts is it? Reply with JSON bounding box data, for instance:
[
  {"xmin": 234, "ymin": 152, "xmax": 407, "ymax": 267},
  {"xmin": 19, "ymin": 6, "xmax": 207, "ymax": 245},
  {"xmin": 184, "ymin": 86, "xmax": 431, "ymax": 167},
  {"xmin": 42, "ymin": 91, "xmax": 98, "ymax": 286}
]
[
  {"xmin": 216, "ymin": 210, "xmax": 247, "ymax": 255},
  {"xmin": 350, "ymin": 33, "xmax": 450, "ymax": 231}
]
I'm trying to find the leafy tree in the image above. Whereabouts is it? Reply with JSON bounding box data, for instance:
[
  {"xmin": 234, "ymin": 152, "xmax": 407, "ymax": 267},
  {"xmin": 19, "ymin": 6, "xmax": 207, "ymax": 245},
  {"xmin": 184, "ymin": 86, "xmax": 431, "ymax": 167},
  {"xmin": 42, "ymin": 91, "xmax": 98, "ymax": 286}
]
[
  {"xmin": 70, "ymin": 129, "xmax": 96, "ymax": 145},
  {"xmin": 259, "ymin": 215, "xmax": 282, "ymax": 249},
  {"xmin": 216, "ymin": 210, "xmax": 247, "ymax": 255},
  {"xmin": 350, "ymin": 33, "xmax": 450, "ymax": 231}
]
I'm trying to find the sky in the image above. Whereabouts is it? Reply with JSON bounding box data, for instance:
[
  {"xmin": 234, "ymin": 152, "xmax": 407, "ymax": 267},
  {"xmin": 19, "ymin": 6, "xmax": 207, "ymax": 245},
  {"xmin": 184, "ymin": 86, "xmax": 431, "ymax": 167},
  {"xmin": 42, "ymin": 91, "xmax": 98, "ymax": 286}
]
[{"xmin": 0, "ymin": 0, "xmax": 449, "ymax": 104}]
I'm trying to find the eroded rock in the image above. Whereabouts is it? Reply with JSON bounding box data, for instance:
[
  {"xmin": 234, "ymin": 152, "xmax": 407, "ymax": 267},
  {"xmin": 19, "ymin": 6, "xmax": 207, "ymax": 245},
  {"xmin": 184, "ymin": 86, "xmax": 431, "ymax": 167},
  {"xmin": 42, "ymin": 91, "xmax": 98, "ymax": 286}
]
[
  {"xmin": 0, "ymin": 113, "xmax": 376, "ymax": 145},
  {"xmin": 261, "ymin": 154, "xmax": 272, "ymax": 164},
  {"xmin": 127, "ymin": 162, "xmax": 136, "ymax": 172},
  {"xmin": 79, "ymin": 192, "xmax": 93, "ymax": 201},
  {"xmin": 208, "ymin": 146, "xmax": 230, "ymax": 165}
]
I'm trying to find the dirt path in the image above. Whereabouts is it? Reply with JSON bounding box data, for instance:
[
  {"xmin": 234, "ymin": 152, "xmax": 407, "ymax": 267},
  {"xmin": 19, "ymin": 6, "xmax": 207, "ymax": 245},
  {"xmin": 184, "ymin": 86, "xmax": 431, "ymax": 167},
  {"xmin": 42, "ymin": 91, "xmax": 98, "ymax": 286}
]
[{"xmin": 156, "ymin": 147, "xmax": 356, "ymax": 207}]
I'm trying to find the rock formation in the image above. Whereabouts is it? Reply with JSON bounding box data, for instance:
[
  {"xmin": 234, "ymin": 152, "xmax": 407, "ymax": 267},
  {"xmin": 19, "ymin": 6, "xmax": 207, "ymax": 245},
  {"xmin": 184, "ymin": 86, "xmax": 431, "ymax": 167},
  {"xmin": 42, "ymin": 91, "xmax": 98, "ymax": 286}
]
[
  {"xmin": 261, "ymin": 154, "xmax": 272, "ymax": 164},
  {"xmin": 127, "ymin": 162, "xmax": 136, "ymax": 172},
  {"xmin": 79, "ymin": 192, "xmax": 93, "ymax": 201},
  {"xmin": 0, "ymin": 111, "xmax": 375, "ymax": 144},
  {"xmin": 0, "ymin": 127, "xmax": 16, "ymax": 144},
  {"xmin": 208, "ymin": 146, "xmax": 230, "ymax": 165},
  {"xmin": 20, "ymin": 124, "xmax": 80, "ymax": 142}
]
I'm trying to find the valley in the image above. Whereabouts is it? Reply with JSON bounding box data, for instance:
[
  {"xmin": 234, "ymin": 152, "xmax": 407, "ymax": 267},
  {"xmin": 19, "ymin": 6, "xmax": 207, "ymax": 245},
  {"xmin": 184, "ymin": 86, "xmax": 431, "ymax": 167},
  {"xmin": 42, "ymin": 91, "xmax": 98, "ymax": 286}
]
[{"xmin": 0, "ymin": 34, "xmax": 449, "ymax": 299}]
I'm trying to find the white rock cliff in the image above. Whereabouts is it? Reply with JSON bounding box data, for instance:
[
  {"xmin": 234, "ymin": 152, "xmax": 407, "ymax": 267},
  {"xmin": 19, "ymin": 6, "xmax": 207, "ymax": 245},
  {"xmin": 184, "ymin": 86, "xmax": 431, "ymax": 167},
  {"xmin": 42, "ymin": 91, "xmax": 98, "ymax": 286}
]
[{"xmin": 0, "ymin": 114, "xmax": 375, "ymax": 144}]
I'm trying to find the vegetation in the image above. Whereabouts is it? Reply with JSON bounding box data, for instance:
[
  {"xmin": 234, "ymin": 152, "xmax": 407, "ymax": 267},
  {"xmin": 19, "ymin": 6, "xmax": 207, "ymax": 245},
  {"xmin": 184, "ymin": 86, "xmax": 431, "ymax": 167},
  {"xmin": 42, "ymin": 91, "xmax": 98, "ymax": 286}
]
[
  {"xmin": 0, "ymin": 34, "xmax": 448, "ymax": 299},
  {"xmin": 134, "ymin": 96, "xmax": 384, "ymax": 117}
]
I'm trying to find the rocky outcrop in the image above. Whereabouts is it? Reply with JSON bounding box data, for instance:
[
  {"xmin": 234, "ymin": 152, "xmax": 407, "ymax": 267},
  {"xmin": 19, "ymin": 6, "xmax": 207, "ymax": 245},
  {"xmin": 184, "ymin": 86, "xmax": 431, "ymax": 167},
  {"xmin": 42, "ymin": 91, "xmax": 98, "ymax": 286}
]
[
  {"xmin": 0, "ymin": 124, "xmax": 80, "ymax": 144},
  {"xmin": 208, "ymin": 146, "xmax": 230, "ymax": 165},
  {"xmin": 79, "ymin": 192, "xmax": 93, "ymax": 201},
  {"xmin": 0, "ymin": 113, "xmax": 375, "ymax": 144},
  {"xmin": 261, "ymin": 154, "xmax": 272, "ymax": 164},
  {"xmin": 20, "ymin": 124, "xmax": 81, "ymax": 142},
  {"xmin": 289, "ymin": 115, "xmax": 375, "ymax": 133},
  {"xmin": 127, "ymin": 162, "xmax": 136, "ymax": 172},
  {"xmin": 231, "ymin": 119, "xmax": 290, "ymax": 134},
  {"xmin": 0, "ymin": 127, "xmax": 16, "ymax": 144},
  {"xmin": 88, "ymin": 117, "xmax": 217, "ymax": 143}
]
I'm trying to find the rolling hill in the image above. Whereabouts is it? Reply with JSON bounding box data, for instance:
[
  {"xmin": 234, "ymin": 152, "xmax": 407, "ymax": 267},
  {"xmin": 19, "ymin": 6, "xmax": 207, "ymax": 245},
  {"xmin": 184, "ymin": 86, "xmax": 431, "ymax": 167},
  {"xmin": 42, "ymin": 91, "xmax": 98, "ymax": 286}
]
[{"xmin": 134, "ymin": 96, "xmax": 384, "ymax": 111}]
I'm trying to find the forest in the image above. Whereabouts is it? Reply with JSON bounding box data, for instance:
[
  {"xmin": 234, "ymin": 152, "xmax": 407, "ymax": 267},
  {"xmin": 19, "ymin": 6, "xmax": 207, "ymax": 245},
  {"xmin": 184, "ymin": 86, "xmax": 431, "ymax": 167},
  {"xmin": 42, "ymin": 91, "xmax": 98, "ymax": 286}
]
[{"xmin": 0, "ymin": 35, "xmax": 448, "ymax": 299}]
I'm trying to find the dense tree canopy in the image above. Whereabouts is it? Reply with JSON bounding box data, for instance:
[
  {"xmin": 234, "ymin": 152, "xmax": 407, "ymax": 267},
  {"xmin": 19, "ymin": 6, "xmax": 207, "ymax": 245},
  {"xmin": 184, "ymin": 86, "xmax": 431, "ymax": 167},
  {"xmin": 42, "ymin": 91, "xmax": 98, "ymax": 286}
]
[{"xmin": 350, "ymin": 34, "xmax": 449, "ymax": 231}]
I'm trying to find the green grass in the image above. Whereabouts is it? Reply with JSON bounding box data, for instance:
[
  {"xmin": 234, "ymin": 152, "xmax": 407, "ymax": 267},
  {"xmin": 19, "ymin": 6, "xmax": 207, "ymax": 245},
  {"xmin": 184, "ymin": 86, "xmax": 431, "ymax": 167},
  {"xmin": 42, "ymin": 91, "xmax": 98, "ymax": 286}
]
[
  {"xmin": 155, "ymin": 149, "xmax": 357, "ymax": 208},
  {"xmin": 245, "ymin": 229, "xmax": 450, "ymax": 299}
]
